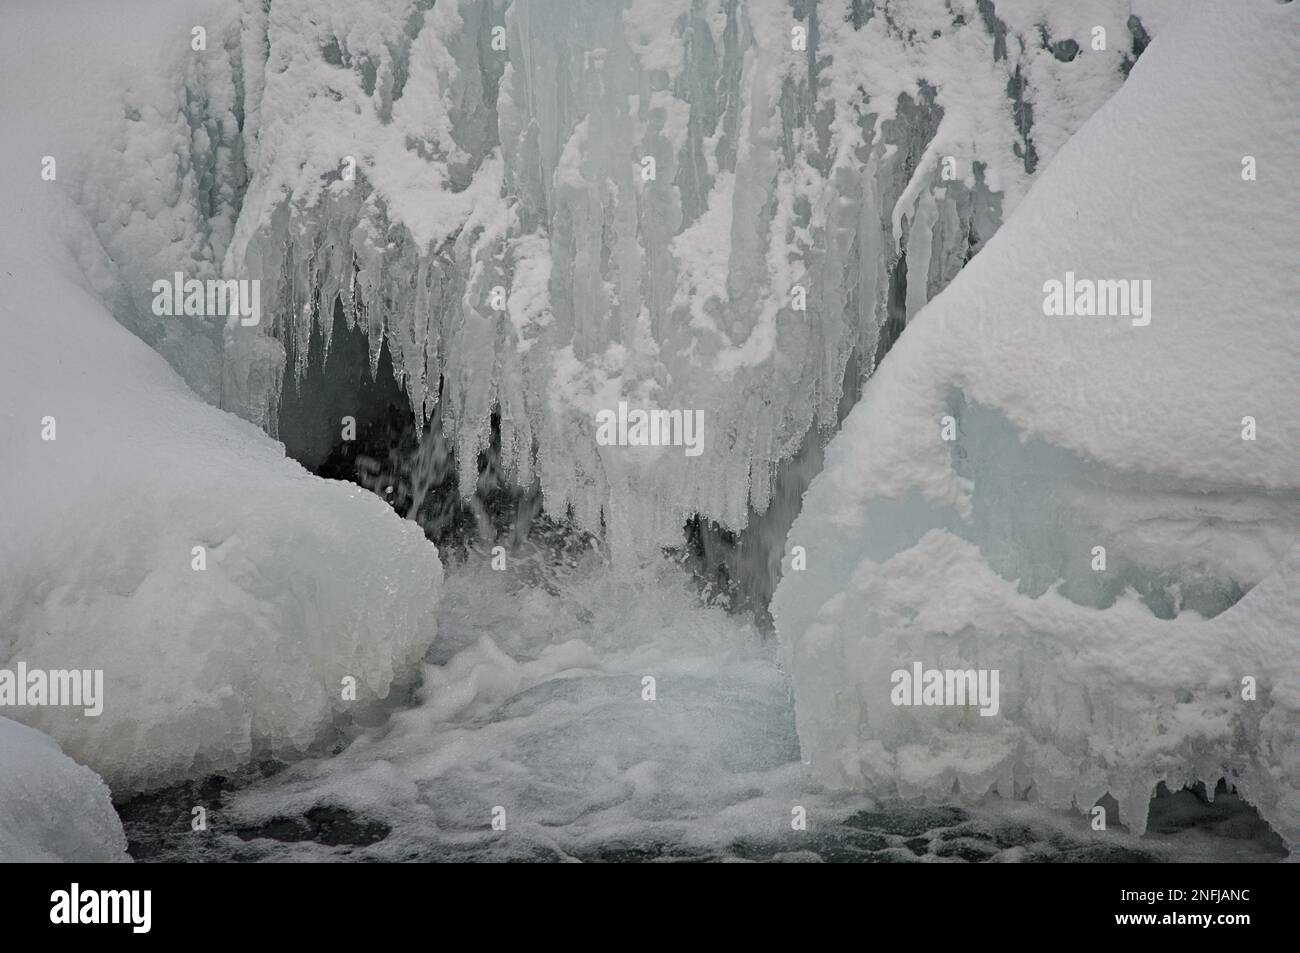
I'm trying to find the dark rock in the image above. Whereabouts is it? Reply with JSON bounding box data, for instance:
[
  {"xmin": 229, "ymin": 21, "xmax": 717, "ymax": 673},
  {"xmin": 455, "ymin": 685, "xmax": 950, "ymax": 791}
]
[
  {"xmin": 1050, "ymin": 39, "xmax": 1079, "ymax": 62},
  {"xmin": 235, "ymin": 805, "xmax": 390, "ymax": 847},
  {"xmin": 934, "ymin": 838, "xmax": 998, "ymax": 862},
  {"xmin": 843, "ymin": 805, "xmax": 968, "ymax": 837}
]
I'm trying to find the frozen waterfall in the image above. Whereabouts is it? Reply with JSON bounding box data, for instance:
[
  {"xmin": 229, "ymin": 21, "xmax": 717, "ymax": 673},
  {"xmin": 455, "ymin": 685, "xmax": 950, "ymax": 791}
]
[
  {"xmin": 75, "ymin": 0, "xmax": 1162, "ymax": 569},
  {"xmin": 0, "ymin": 0, "xmax": 1292, "ymax": 867}
]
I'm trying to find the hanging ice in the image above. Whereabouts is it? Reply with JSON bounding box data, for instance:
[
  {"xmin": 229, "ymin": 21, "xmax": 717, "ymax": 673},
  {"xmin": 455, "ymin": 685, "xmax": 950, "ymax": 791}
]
[{"xmin": 109, "ymin": 0, "xmax": 1164, "ymax": 562}]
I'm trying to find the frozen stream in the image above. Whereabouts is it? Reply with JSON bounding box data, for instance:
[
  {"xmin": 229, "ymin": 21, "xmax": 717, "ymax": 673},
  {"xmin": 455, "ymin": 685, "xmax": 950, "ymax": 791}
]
[{"xmin": 118, "ymin": 552, "xmax": 1285, "ymax": 863}]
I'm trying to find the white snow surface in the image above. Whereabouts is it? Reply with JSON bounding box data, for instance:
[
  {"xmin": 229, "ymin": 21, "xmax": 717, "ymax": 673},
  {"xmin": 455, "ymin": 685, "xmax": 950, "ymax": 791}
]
[
  {"xmin": 0, "ymin": 0, "xmax": 444, "ymax": 794},
  {"xmin": 0, "ymin": 717, "xmax": 130, "ymax": 862},
  {"xmin": 773, "ymin": 0, "xmax": 1298, "ymax": 843}
]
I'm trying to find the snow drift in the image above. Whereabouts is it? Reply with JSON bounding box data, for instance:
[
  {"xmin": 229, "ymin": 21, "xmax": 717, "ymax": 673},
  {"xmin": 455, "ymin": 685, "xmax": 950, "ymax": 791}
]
[{"xmin": 772, "ymin": 0, "xmax": 1298, "ymax": 843}]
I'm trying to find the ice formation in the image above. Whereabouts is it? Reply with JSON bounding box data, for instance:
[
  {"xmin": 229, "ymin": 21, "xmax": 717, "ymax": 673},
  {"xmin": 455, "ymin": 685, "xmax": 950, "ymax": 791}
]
[
  {"xmin": 772, "ymin": 0, "xmax": 1297, "ymax": 841},
  {"xmin": 39, "ymin": 0, "xmax": 1176, "ymax": 564},
  {"xmin": 3, "ymin": 0, "xmax": 1291, "ymax": 859},
  {"xmin": 0, "ymin": 227, "xmax": 443, "ymax": 791},
  {"xmin": 0, "ymin": 6, "xmax": 445, "ymax": 792},
  {"xmin": 0, "ymin": 717, "xmax": 129, "ymax": 862}
]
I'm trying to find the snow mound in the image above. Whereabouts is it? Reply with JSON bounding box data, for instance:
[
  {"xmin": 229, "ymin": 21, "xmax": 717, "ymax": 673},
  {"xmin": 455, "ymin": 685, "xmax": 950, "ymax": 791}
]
[
  {"xmin": 0, "ymin": 717, "xmax": 129, "ymax": 862},
  {"xmin": 0, "ymin": 166, "xmax": 443, "ymax": 795},
  {"xmin": 773, "ymin": 0, "xmax": 1297, "ymax": 843}
]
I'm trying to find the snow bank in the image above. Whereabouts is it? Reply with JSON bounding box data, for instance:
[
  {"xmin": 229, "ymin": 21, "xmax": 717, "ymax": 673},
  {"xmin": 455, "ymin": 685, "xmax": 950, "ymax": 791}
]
[
  {"xmin": 0, "ymin": 717, "xmax": 129, "ymax": 862},
  {"xmin": 772, "ymin": 0, "xmax": 1297, "ymax": 843},
  {"xmin": 0, "ymin": 1, "xmax": 444, "ymax": 793},
  {"xmin": 0, "ymin": 222, "xmax": 443, "ymax": 791}
]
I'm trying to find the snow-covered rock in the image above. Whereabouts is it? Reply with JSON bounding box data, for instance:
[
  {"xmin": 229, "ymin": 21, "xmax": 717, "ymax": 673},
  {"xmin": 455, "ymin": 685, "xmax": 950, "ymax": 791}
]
[
  {"xmin": 0, "ymin": 717, "xmax": 129, "ymax": 862},
  {"xmin": 0, "ymin": 221, "xmax": 443, "ymax": 791},
  {"xmin": 772, "ymin": 0, "xmax": 1297, "ymax": 842},
  {"xmin": 0, "ymin": 1, "xmax": 444, "ymax": 793}
]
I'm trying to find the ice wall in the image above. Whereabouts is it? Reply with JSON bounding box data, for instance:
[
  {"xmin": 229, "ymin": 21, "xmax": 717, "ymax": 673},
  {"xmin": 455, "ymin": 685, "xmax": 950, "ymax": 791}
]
[
  {"xmin": 49, "ymin": 0, "xmax": 251, "ymax": 407},
  {"xmin": 771, "ymin": 0, "xmax": 1297, "ymax": 841},
  {"xmin": 205, "ymin": 0, "xmax": 1166, "ymax": 562}
]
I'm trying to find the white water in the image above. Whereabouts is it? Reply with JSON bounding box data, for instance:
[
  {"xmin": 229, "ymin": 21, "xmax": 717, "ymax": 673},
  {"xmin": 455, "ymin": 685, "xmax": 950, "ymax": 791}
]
[{"xmin": 119, "ymin": 552, "xmax": 1284, "ymax": 862}]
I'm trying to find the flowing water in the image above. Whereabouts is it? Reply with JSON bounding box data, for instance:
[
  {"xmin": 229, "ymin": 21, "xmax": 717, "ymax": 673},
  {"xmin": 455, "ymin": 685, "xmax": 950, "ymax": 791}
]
[{"xmin": 117, "ymin": 550, "xmax": 1287, "ymax": 863}]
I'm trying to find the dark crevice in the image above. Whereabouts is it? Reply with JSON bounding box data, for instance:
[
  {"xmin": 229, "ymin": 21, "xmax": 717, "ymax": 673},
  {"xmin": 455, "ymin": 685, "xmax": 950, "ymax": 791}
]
[
  {"xmin": 975, "ymin": 0, "xmax": 1008, "ymax": 61},
  {"xmin": 1007, "ymin": 65, "xmax": 1037, "ymax": 173},
  {"xmin": 276, "ymin": 294, "xmax": 576, "ymax": 560},
  {"xmin": 1146, "ymin": 780, "xmax": 1287, "ymax": 851},
  {"xmin": 1121, "ymin": 15, "xmax": 1152, "ymax": 76}
]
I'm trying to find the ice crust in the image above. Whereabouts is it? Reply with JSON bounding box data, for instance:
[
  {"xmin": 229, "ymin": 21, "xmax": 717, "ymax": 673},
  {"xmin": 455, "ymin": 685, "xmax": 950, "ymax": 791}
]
[{"xmin": 772, "ymin": 0, "xmax": 1298, "ymax": 842}]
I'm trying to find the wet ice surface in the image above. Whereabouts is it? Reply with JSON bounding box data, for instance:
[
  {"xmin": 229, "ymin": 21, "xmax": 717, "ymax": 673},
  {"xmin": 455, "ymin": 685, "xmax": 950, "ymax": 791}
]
[{"xmin": 119, "ymin": 554, "xmax": 1286, "ymax": 863}]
